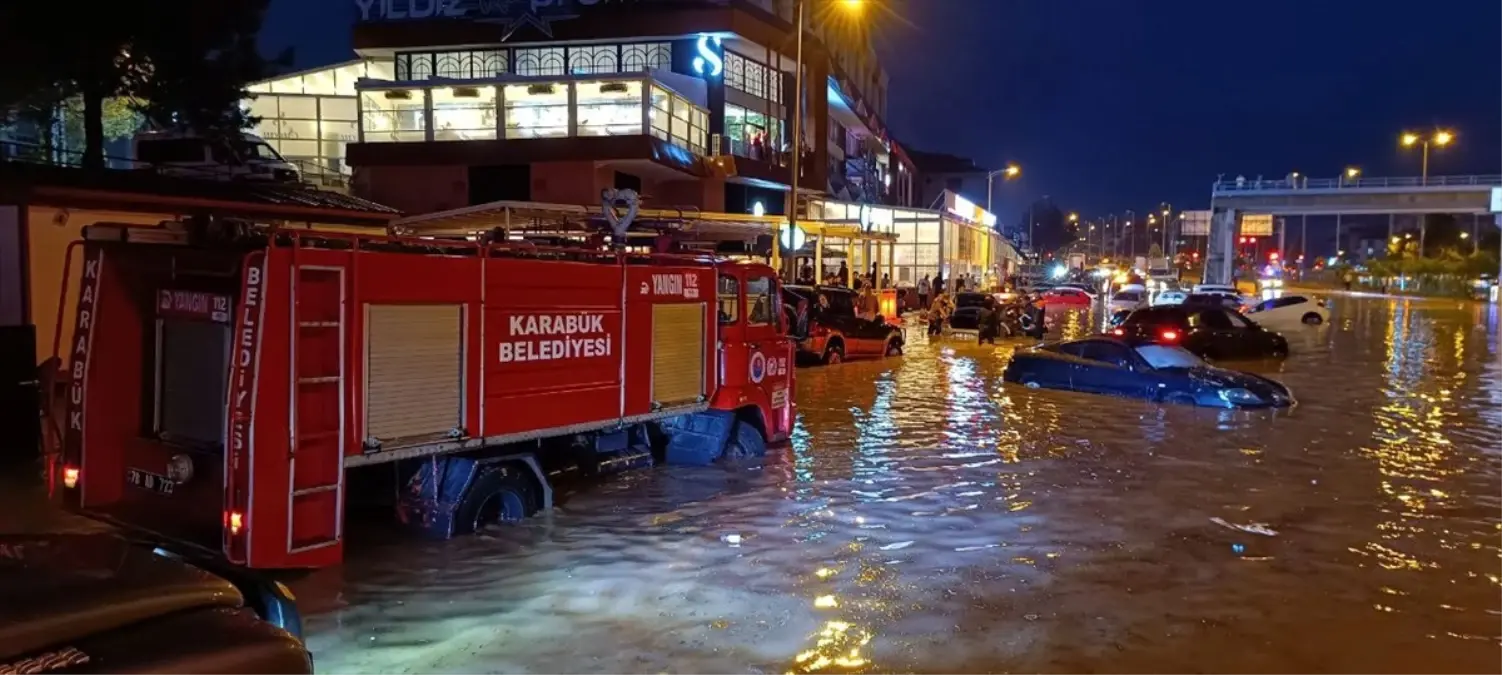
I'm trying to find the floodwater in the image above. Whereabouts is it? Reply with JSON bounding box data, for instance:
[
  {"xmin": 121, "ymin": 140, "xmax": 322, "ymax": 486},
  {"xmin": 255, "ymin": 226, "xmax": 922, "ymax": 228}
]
[
  {"xmin": 295, "ymin": 292, "xmax": 1502, "ymax": 674},
  {"xmin": 10, "ymin": 293, "xmax": 1497, "ymax": 673}
]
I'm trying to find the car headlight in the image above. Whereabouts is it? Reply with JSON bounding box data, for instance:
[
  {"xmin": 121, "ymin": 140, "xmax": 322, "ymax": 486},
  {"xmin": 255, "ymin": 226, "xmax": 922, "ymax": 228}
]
[{"xmin": 1218, "ymin": 388, "xmax": 1262, "ymax": 405}]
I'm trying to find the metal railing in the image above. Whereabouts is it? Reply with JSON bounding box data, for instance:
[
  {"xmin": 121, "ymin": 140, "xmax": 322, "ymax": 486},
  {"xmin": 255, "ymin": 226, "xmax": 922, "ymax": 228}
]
[
  {"xmin": 1213, "ymin": 174, "xmax": 1502, "ymax": 193},
  {"xmin": 0, "ymin": 139, "xmax": 349, "ymax": 190}
]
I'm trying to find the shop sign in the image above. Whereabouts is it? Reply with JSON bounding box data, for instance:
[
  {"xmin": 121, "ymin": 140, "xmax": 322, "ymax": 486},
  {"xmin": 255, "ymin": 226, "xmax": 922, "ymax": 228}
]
[
  {"xmin": 692, "ymin": 34, "xmax": 724, "ymax": 78},
  {"xmin": 356, "ymin": 0, "xmax": 637, "ymax": 38}
]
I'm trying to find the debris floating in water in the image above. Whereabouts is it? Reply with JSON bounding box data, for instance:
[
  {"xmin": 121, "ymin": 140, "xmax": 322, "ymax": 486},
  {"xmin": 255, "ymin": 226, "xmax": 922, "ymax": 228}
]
[{"xmin": 1210, "ymin": 517, "xmax": 1278, "ymax": 537}]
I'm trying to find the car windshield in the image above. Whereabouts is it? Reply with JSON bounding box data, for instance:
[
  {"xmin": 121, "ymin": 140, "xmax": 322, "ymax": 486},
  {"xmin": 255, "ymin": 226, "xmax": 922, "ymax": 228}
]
[
  {"xmin": 1135, "ymin": 344, "xmax": 1206, "ymax": 369},
  {"xmin": 236, "ymin": 140, "xmax": 284, "ymax": 161},
  {"xmin": 1113, "ymin": 291, "xmax": 1141, "ymax": 302}
]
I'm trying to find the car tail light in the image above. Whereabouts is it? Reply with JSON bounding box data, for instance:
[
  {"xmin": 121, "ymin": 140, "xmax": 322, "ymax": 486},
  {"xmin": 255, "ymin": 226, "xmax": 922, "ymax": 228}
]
[
  {"xmin": 227, "ymin": 510, "xmax": 245, "ymax": 536},
  {"xmin": 62, "ymin": 466, "xmax": 80, "ymax": 489},
  {"xmin": 1160, "ymin": 330, "xmax": 1180, "ymax": 341},
  {"xmin": 1111, "ymin": 328, "xmax": 1125, "ymax": 336}
]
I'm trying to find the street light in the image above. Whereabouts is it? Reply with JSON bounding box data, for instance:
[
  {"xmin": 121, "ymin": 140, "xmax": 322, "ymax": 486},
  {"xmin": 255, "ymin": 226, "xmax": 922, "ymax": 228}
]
[
  {"xmin": 782, "ymin": 0, "xmax": 864, "ymax": 278},
  {"xmin": 984, "ymin": 163, "xmax": 1021, "ymax": 215},
  {"xmin": 1400, "ymin": 129, "xmax": 1455, "ymax": 184},
  {"xmin": 1345, "ymin": 167, "xmax": 1361, "ymax": 178}
]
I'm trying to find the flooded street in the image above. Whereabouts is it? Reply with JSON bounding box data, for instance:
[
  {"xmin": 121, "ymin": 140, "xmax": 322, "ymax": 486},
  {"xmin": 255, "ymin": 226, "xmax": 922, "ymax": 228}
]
[{"xmin": 292, "ymin": 292, "xmax": 1502, "ymax": 674}]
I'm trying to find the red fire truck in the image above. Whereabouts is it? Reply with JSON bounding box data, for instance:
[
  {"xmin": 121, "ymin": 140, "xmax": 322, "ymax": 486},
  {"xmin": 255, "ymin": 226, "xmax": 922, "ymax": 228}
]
[{"xmin": 55, "ymin": 203, "xmax": 794, "ymax": 569}]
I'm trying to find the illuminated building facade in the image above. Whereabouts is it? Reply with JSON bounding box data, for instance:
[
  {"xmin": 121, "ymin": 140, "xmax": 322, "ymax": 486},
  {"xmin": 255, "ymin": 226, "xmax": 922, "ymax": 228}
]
[{"xmin": 247, "ymin": 0, "xmax": 916, "ymax": 216}]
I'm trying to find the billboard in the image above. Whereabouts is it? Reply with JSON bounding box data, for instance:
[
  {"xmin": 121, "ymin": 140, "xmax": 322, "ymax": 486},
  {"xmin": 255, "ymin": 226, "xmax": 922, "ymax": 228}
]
[
  {"xmin": 1180, "ymin": 210, "xmax": 1212, "ymax": 236},
  {"xmin": 1240, "ymin": 213, "xmax": 1274, "ymax": 237}
]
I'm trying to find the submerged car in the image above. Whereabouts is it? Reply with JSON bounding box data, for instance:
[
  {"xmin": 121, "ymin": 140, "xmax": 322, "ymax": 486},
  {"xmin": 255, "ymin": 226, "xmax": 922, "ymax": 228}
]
[
  {"xmin": 783, "ymin": 285, "xmax": 904, "ymax": 364},
  {"xmin": 1112, "ymin": 305, "xmax": 1289, "ymax": 361},
  {"xmin": 1002, "ymin": 337, "xmax": 1295, "ymax": 408},
  {"xmin": 0, "ymin": 533, "xmax": 311, "ymax": 674},
  {"xmin": 947, "ymin": 292, "xmax": 992, "ymax": 331},
  {"xmin": 1246, "ymin": 294, "xmax": 1329, "ymax": 329}
]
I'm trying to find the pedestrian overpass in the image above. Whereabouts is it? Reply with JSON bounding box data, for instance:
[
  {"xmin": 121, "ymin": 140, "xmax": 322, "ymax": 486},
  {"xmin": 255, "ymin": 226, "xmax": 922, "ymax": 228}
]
[{"xmin": 1202, "ymin": 174, "xmax": 1502, "ymax": 284}]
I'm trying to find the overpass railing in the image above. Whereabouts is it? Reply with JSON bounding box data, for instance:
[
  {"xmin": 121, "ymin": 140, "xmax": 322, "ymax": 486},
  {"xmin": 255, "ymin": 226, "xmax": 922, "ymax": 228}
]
[{"xmin": 1214, "ymin": 174, "xmax": 1502, "ymax": 193}]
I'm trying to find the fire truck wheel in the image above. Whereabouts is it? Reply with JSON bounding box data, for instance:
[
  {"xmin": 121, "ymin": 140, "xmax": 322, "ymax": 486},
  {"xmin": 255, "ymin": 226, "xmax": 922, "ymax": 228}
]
[
  {"xmin": 722, "ymin": 420, "xmax": 767, "ymax": 461},
  {"xmin": 822, "ymin": 342, "xmax": 845, "ymax": 365},
  {"xmin": 455, "ymin": 468, "xmax": 539, "ymax": 534}
]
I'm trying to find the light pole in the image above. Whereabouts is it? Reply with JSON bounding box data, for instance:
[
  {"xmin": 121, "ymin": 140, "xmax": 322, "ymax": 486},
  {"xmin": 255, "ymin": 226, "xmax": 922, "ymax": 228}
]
[
  {"xmin": 782, "ymin": 0, "xmax": 864, "ymax": 279},
  {"xmin": 1401, "ymin": 129, "xmax": 1455, "ymax": 185},
  {"xmin": 984, "ymin": 164, "xmax": 1021, "ymax": 215}
]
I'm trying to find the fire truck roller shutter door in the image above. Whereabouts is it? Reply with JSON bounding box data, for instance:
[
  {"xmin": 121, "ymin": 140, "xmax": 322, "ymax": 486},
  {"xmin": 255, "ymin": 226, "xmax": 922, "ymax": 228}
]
[
  {"xmin": 364, "ymin": 304, "xmax": 464, "ymax": 447},
  {"xmin": 651, "ymin": 303, "xmax": 705, "ymax": 407}
]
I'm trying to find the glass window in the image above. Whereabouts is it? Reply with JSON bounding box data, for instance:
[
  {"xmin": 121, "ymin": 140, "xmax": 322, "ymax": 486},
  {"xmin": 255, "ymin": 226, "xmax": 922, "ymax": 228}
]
[
  {"xmin": 648, "ymin": 86, "xmax": 671, "ymax": 142},
  {"xmin": 1135, "ymin": 345, "xmax": 1205, "ymax": 369},
  {"xmin": 569, "ymin": 45, "xmax": 620, "ymax": 75},
  {"xmin": 1192, "ymin": 309, "xmax": 1234, "ymax": 329},
  {"xmin": 431, "ymin": 85, "xmax": 497, "ymax": 141},
  {"xmin": 717, "ymin": 275, "xmax": 740, "ymax": 324},
  {"xmin": 278, "ymin": 96, "xmax": 318, "ymax": 119},
  {"xmin": 321, "ymin": 96, "xmax": 358, "ymax": 122},
  {"xmin": 575, "ymin": 80, "xmax": 643, "ymax": 137},
  {"xmin": 514, "ymin": 47, "xmax": 567, "ymax": 77},
  {"xmin": 1223, "ymin": 310, "xmax": 1254, "ymax": 329},
  {"xmin": 429, "ymin": 50, "xmax": 506, "ymax": 79},
  {"xmin": 1076, "ymin": 341, "xmax": 1133, "ymax": 368},
  {"xmin": 504, "ymin": 83, "xmax": 569, "ymax": 139},
  {"xmin": 246, "ymin": 94, "xmax": 280, "ymax": 122},
  {"xmin": 725, "ymin": 51, "xmax": 747, "ymax": 92},
  {"xmin": 360, "ymin": 89, "xmax": 426, "ymax": 142},
  {"xmin": 747, "ymin": 277, "xmax": 774, "ymax": 325}
]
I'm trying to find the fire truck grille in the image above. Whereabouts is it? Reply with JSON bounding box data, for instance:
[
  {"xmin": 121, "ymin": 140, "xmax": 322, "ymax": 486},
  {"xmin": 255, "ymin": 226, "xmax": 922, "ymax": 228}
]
[{"xmin": 650, "ymin": 303, "xmax": 705, "ymax": 406}]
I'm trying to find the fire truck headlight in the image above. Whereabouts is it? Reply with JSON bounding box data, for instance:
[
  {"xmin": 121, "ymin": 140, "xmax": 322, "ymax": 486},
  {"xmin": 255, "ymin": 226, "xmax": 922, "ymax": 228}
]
[{"xmin": 167, "ymin": 454, "xmax": 194, "ymax": 484}]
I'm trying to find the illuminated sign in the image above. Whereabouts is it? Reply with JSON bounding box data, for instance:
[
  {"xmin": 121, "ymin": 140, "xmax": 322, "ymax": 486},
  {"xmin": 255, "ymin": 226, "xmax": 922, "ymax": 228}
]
[
  {"xmin": 1490, "ymin": 186, "xmax": 1501, "ymax": 213},
  {"xmin": 1240, "ymin": 213, "xmax": 1274, "ymax": 237},
  {"xmin": 355, "ymin": 0, "xmax": 638, "ymax": 38},
  {"xmin": 692, "ymin": 34, "xmax": 724, "ymax": 78}
]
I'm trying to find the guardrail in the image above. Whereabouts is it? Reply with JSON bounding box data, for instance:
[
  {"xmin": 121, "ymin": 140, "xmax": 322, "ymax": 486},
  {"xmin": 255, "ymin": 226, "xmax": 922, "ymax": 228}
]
[{"xmin": 1213, "ymin": 175, "xmax": 1502, "ymax": 193}]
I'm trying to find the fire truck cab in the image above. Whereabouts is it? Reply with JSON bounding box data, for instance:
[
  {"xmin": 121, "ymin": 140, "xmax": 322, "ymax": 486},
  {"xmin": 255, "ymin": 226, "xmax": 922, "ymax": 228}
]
[{"xmin": 56, "ymin": 198, "xmax": 794, "ymax": 569}]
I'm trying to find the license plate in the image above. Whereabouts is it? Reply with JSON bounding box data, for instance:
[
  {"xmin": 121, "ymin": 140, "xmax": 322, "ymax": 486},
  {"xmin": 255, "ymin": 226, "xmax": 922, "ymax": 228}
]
[{"xmin": 126, "ymin": 468, "xmax": 176, "ymax": 496}]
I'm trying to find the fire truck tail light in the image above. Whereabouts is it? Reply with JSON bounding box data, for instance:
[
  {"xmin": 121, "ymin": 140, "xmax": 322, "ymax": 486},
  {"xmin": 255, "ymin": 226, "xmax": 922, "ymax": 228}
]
[
  {"xmin": 227, "ymin": 510, "xmax": 244, "ymax": 535},
  {"xmin": 62, "ymin": 466, "xmax": 80, "ymax": 489}
]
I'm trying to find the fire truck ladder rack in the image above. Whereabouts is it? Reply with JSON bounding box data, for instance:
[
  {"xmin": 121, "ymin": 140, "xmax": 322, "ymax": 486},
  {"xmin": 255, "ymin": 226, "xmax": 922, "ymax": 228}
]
[
  {"xmin": 386, "ymin": 199, "xmax": 791, "ymax": 245},
  {"xmin": 286, "ymin": 244, "xmax": 347, "ymax": 554}
]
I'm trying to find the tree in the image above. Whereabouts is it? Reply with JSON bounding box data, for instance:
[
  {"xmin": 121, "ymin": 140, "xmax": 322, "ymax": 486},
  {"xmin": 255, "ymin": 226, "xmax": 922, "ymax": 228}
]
[{"xmin": 0, "ymin": 0, "xmax": 285, "ymax": 167}]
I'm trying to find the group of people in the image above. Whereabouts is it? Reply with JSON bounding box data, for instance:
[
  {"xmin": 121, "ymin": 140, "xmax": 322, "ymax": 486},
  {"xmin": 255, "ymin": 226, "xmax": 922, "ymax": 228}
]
[{"xmin": 925, "ymin": 288, "xmax": 1048, "ymax": 343}]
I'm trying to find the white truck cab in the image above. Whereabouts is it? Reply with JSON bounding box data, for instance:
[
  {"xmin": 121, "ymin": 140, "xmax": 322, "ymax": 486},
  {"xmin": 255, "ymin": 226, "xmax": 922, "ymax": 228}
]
[{"xmin": 133, "ymin": 131, "xmax": 300, "ymax": 183}]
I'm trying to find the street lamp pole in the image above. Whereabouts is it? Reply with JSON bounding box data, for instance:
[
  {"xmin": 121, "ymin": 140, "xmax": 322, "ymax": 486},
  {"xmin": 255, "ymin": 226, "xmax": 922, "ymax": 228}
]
[
  {"xmin": 1402, "ymin": 130, "xmax": 1454, "ymax": 186},
  {"xmin": 780, "ymin": 0, "xmax": 809, "ymax": 280}
]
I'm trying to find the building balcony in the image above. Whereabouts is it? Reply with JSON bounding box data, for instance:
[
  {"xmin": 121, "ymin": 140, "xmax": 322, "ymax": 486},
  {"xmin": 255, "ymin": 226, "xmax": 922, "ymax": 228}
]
[{"xmin": 354, "ymin": 71, "xmax": 712, "ymax": 161}]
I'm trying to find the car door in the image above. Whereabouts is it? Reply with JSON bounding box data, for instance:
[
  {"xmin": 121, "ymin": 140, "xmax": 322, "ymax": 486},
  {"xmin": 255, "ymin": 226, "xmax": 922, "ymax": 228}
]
[
  {"xmin": 1073, "ymin": 341, "xmax": 1147, "ymax": 396},
  {"xmin": 1187, "ymin": 308, "xmax": 1241, "ymax": 360},
  {"xmin": 1222, "ymin": 308, "xmax": 1274, "ymax": 356}
]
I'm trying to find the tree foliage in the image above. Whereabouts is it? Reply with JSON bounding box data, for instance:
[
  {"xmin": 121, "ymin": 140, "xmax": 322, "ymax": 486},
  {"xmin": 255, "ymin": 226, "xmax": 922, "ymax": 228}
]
[{"xmin": 0, "ymin": 0, "xmax": 287, "ymax": 167}]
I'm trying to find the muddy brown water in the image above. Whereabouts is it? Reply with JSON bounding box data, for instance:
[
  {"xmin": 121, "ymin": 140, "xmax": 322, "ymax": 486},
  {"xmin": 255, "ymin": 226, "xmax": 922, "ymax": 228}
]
[{"xmin": 8, "ymin": 293, "xmax": 1501, "ymax": 673}]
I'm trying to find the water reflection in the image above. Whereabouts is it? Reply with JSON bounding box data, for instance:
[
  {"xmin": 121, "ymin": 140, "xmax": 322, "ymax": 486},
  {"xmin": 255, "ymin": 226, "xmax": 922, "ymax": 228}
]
[{"xmin": 300, "ymin": 297, "xmax": 1501, "ymax": 674}]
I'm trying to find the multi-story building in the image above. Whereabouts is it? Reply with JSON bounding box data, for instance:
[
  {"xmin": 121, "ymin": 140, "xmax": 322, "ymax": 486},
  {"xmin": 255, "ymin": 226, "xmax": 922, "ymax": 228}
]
[{"xmin": 247, "ymin": 0, "xmax": 915, "ymax": 217}]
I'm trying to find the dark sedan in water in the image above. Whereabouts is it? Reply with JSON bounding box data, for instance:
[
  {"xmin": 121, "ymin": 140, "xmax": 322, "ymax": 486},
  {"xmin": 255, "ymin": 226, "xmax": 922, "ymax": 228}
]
[
  {"xmin": 1111, "ymin": 305, "xmax": 1289, "ymax": 361},
  {"xmin": 1002, "ymin": 336, "xmax": 1295, "ymax": 408}
]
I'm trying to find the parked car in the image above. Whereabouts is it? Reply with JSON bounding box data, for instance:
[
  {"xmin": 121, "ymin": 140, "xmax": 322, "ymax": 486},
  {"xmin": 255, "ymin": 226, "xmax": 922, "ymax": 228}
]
[
  {"xmin": 1152, "ymin": 289, "xmax": 1189, "ymax": 306},
  {"xmin": 1246, "ymin": 294, "xmax": 1329, "ymax": 330},
  {"xmin": 1039, "ymin": 286, "xmax": 1094, "ymax": 307},
  {"xmin": 947, "ymin": 292, "xmax": 992, "ymax": 331},
  {"xmin": 1108, "ymin": 289, "xmax": 1148, "ymax": 313},
  {"xmin": 1112, "ymin": 305, "xmax": 1289, "ymax": 360},
  {"xmin": 1002, "ymin": 336, "xmax": 1295, "ymax": 408},
  {"xmin": 783, "ymin": 285, "xmax": 904, "ymax": 364},
  {"xmin": 0, "ymin": 533, "xmax": 310, "ymax": 674}
]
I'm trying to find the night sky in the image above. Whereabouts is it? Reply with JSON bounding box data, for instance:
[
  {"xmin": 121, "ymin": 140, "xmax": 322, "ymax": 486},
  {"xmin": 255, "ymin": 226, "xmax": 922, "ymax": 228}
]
[{"xmin": 261, "ymin": 0, "xmax": 1502, "ymax": 222}]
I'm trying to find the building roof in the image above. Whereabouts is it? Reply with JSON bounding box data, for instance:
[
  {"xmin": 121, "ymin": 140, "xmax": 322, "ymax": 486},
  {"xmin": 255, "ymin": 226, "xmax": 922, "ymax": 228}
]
[
  {"xmin": 906, "ymin": 149, "xmax": 989, "ymax": 175},
  {"xmin": 0, "ymin": 162, "xmax": 400, "ymax": 226}
]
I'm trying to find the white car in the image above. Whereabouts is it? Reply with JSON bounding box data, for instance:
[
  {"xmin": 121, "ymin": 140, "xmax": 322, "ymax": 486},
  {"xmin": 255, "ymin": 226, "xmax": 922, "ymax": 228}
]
[
  {"xmin": 1152, "ymin": 290, "xmax": 1188, "ymax": 306},
  {"xmin": 1108, "ymin": 289, "xmax": 1147, "ymax": 313},
  {"xmin": 1193, "ymin": 283, "xmax": 1240, "ymax": 295},
  {"xmin": 1247, "ymin": 295, "xmax": 1329, "ymax": 330}
]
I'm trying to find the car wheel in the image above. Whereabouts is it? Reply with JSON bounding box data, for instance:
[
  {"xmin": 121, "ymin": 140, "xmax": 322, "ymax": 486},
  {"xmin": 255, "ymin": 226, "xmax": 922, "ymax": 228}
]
[
  {"xmin": 1301, "ymin": 312, "xmax": 1323, "ymax": 325},
  {"xmin": 822, "ymin": 343, "xmax": 845, "ymax": 365}
]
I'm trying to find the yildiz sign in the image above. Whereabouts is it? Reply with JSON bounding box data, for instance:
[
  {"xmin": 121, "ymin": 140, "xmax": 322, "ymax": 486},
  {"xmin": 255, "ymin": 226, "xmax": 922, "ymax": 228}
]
[{"xmin": 356, "ymin": 0, "xmax": 638, "ymax": 22}]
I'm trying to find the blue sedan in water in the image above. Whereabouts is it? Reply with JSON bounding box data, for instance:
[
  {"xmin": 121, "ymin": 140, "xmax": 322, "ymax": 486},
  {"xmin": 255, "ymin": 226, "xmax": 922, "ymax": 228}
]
[{"xmin": 1002, "ymin": 336, "xmax": 1295, "ymax": 408}]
